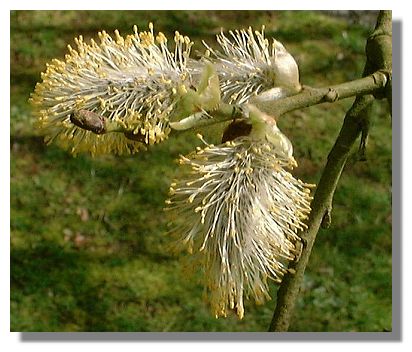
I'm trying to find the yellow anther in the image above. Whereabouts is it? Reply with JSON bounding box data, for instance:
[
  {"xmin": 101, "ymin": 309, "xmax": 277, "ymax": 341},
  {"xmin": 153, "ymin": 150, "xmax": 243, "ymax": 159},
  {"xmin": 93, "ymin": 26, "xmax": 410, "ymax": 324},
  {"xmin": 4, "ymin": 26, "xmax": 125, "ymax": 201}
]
[{"xmin": 156, "ymin": 32, "xmax": 167, "ymax": 44}]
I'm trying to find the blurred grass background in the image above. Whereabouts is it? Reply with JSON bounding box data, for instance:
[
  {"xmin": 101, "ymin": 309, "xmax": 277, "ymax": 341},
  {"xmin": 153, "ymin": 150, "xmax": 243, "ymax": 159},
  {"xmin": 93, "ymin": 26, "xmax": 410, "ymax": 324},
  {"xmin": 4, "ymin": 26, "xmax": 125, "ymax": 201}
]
[{"xmin": 10, "ymin": 10, "xmax": 391, "ymax": 332}]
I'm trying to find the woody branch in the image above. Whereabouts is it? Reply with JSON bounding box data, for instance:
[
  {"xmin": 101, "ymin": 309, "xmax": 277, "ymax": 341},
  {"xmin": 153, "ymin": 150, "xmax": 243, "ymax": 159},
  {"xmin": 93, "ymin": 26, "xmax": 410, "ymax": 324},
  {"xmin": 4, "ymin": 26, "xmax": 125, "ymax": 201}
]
[{"xmin": 268, "ymin": 10, "xmax": 392, "ymax": 332}]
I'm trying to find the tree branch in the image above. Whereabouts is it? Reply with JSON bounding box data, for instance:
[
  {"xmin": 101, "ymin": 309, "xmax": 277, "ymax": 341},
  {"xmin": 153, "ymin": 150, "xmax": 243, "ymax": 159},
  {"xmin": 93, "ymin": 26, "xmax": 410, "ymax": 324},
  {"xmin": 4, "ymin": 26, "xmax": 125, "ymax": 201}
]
[
  {"xmin": 255, "ymin": 70, "xmax": 388, "ymax": 117},
  {"xmin": 268, "ymin": 94, "xmax": 375, "ymax": 332},
  {"xmin": 169, "ymin": 70, "xmax": 389, "ymax": 132},
  {"xmin": 268, "ymin": 10, "xmax": 392, "ymax": 332},
  {"xmin": 70, "ymin": 70, "xmax": 389, "ymax": 138}
]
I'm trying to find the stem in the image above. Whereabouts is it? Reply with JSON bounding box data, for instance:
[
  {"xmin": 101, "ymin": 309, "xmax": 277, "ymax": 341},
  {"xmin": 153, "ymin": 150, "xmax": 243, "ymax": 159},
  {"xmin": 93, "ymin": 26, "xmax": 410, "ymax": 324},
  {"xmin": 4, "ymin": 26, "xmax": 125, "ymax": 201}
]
[
  {"xmin": 169, "ymin": 71, "xmax": 389, "ymax": 132},
  {"xmin": 169, "ymin": 103, "xmax": 245, "ymax": 131},
  {"xmin": 268, "ymin": 94, "xmax": 374, "ymax": 332},
  {"xmin": 71, "ymin": 69, "xmax": 389, "ymax": 138},
  {"xmin": 71, "ymin": 70, "xmax": 390, "ymax": 139},
  {"xmin": 257, "ymin": 71, "xmax": 388, "ymax": 117},
  {"xmin": 268, "ymin": 10, "xmax": 392, "ymax": 332}
]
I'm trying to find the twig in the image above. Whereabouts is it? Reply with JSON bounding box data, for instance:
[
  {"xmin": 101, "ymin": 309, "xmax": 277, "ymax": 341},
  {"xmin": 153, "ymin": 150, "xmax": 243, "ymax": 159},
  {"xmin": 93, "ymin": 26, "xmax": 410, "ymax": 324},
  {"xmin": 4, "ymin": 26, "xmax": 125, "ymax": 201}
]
[
  {"xmin": 268, "ymin": 94, "xmax": 375, "ymax": 332},
  {"xmin": 169, "ymin": 71, "xmax": 389, "ymax": 131},
  {"xmin": 71, "ymin": 69, "xmax": 389, "ymax": 140},
  {"xmin": 255, "ymin": 70, "xmax": 388, "ymax": 118},
  {"xmin": 268, "ymin": 10, "xmax": 392, "ymax": 332}
]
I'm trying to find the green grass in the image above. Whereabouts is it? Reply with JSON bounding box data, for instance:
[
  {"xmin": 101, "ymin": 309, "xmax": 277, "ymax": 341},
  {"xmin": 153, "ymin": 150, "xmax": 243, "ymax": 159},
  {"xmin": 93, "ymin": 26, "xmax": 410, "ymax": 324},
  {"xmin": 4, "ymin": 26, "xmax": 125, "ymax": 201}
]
[{"xmin": 10, "ymin": 10, "xmax": 391, "ymax": 332}]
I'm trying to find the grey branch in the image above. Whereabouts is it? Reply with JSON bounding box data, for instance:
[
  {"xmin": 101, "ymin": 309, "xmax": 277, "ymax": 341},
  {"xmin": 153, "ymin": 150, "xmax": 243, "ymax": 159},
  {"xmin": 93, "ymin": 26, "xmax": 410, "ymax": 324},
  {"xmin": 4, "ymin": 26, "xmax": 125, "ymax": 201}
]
[
  {"xmin": 169, "ymin": 70, "xmax": 389, "ymax": 131},
  {"xmin": 69, "ymin": 71, "xmax": 389, "ymax": 139},
  {"xmin": 268, "ymin": 10, "xmax": 392, "ymax": 332}
]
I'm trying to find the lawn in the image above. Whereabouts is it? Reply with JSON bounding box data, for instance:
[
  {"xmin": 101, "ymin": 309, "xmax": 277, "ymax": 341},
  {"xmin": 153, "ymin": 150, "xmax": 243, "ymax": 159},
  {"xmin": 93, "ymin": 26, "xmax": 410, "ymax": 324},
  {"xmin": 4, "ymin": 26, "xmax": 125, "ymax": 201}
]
[{"xmin": 10, "ymin": 10, "xmax": 391, "ymax": 332}]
